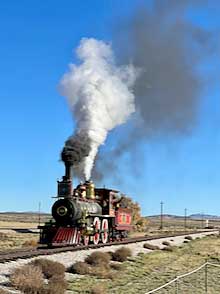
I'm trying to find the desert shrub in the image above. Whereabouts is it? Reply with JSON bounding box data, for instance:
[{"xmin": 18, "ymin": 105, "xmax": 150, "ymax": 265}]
[
  {"xmin": 46, "ymin": 275, "xmax": 67, "ymax": 294},
  {"xmin": 185, "ymin": 236, "xmax": 193, "ymax": 241},
  {"xmin": 30, "ymin": 259, "xmax": 65, "ymax": 279},
  {"xmin": 0, "ymin": 233, "xmax": 8, "ymax": 241},
  {"xmin": 90, "ymin": 285, "xmax": 106, "ymax": 294},
  {"xmin": 85, "ymin": 251, "xmax": 111, "ymax": 266},
  {"xmin": 143, "ymin": 243, "xmax": 160, "ymax": 250},
  {"xmin": 10, "ymin": 264, "xmax": 44, "ymax": 293},
  {"xmin": 110, "ymin": 263, "xmax": 123, "ymax": 270},
  {"xmin": 68, "ymin": 261, "xmax": 90, "ymax": 275},
  {"xmin": 0, "ymin": 289, "xmax": 10, "ymax": 294},
  {"xmin": 162, "ymin": 241, "xmax": 170, "ymax": 246},
  {"xmin": 93, "ymin": 265, "xmax": 115, "ymax": 279},
  {"xmin": 107, "ymin": 251, "xmax": 113, "ymax": 259},
  {"xmin": 183, "ymin": 240, "xmax": 189, "ymax": 243},
  {"xmin": 162, "ymin": 246, "xmax": 174, "ymax": 252},
  {"xmin": 112, "ymin": 247, "xmax": 132, "ymax": 262},
  {"xmin": 22, "ymin": 239, "xmax": 38, "ymax": 247}
]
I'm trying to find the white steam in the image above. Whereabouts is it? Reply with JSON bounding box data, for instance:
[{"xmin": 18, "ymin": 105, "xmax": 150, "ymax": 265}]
[{"xmin": 60, "ymin": 38, "xmax": 138, "ymax": 180}]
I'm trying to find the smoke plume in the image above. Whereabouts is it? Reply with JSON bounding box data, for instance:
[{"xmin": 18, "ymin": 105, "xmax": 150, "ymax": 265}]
[
  {"xmin": 60, "ymin": 38, "xmax": 138, "ymax": 180},
  {"xmin": 92, "ymin": 1, "xmax": 216, "ymax": 180}
]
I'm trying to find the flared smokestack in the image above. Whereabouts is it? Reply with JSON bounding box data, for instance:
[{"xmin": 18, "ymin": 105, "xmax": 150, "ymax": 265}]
[
  {"xmin": 61, "ymin": 147, "xmax": 74, "ymax": 181},
  {"xmin": 64, "ymin": 162, "xmax": 72, "ymax": 180}
]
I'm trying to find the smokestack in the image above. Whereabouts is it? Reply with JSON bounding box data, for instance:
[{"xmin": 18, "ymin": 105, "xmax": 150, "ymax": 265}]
[
  {"xmin": 61, "ymin": 146, "xmax": 74, "ymax": 181},
  {"xmin": 64, "ymin": 162, "xmax": 72, "ymax": 180}
]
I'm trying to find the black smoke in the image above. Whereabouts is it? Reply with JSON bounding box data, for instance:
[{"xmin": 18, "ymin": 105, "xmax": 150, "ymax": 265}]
[
  {"xmin": 92, "ymin": 0, "xmax": 218, "ymax": 181},
  {"xmin": 61, "ymin": 133, "xmax": 91, "ymax": 168}
]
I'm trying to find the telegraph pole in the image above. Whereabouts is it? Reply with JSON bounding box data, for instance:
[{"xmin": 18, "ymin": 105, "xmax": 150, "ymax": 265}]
[
  {"xmin": 38, "ymin": 201, "xmax": 41, "ymax": 226},
  {"xmin": 160, "ymin": 201, "xmax": 164, "ymax": 230},
  {"xmin": 184, "ymin": 208, "xmax": 187, "ymax": 232}
]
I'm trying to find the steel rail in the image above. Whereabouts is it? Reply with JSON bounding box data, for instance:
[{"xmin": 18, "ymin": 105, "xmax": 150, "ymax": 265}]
[{"xmin": 0, "ymin": 229, "xmax": 217, "ymax": 264}]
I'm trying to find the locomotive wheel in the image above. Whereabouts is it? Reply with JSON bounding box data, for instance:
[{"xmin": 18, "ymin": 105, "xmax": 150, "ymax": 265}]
[
  {"xmin": 83, "ymin": 235, "xmax": 89, "ymax": 246},
  {"xmin": 101, "ymin": 219, "xmax": 108, "ymax": 244},
  {"xmin": 93, "ymin": 217, "xmax": 100, "ymax": 245}
]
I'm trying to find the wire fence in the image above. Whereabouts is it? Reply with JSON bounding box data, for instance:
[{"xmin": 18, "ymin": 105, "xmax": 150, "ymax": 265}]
[{"xmin": 145, "ymin": 262, "xmax": 220, "ymax": 294}]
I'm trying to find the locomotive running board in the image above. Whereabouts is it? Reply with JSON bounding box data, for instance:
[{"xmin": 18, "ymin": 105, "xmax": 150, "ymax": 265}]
[{"xmin": 52, "ymin": 227, "xmax": 79, "ymax": 246}]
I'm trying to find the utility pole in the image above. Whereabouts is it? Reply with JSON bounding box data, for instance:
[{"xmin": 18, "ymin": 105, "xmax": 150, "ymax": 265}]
[
  {"xmin": 160, "ymin": 201, "xmax": 164, "ymax": 230},
  {"xmin": 184, "ymin": 208, "xmax": 187, "ymax": 231},
  {"xmin": 38, "ymin": 201, "xmax": 41, "ymax": 226}
]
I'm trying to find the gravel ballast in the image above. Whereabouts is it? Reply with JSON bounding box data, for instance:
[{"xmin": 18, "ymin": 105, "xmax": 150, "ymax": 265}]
[{"xmin": 0, "ymin": 230, "xmax": 218, "ymax": 291}]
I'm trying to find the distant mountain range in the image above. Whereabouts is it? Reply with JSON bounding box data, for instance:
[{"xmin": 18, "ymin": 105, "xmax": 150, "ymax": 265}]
[{"xmin": 148, "ymin": 213, "xmax": 220, "ymax": 220}]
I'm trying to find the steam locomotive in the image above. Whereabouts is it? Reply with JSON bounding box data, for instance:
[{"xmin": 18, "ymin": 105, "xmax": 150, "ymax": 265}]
[{"xmin": 39, "ymin": 161, "xmax": 133, "ymax": 246}]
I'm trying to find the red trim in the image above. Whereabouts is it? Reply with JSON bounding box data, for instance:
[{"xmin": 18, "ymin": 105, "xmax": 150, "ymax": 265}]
[{"xmin": 115, "ymin": 225, "xmax": 133, "ymax": 231}]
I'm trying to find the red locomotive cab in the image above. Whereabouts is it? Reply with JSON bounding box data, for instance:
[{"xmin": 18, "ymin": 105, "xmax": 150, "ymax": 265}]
[{"xmin": 115, "ymin": 208, "xmax": 133, "ymax": 231}]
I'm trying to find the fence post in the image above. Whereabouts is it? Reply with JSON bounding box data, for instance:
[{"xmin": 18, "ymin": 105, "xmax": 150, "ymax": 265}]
[{"xmin": 205, "ymin": 262, "xmax": 208, "ymax": 293}]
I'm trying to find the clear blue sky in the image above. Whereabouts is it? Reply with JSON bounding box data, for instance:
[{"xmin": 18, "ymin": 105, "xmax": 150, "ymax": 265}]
[{"xmin": 0, "ymin": 1, "xmax": 219, "ymax": 216}]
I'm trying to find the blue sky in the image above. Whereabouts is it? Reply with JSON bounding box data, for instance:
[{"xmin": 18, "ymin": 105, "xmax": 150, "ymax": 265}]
[{"xmin": 0, "ymin": 1, "xmax": 219, "ymax": 216}]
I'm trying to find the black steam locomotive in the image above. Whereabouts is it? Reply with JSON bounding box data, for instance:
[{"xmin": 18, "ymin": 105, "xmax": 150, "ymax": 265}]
[{"xmin": 39, "ymin": 161, "xmax": 133, "ymax": 246}]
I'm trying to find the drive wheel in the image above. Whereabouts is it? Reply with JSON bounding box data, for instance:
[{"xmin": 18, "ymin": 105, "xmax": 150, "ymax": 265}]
[
  {"xmin": 101, "ymin": 219, "xmax": 109, "ymax": 244},
  {"xmin": 93, "ymin": 217, "xmax": 100, "ymax": 245}
]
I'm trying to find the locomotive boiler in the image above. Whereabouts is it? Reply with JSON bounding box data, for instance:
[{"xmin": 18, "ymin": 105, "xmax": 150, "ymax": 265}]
[{"xmin": 39, "ymin": 159, "xmax": 133, "ymax": 246}]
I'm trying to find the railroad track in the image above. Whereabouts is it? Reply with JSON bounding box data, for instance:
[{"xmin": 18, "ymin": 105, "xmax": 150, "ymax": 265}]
[{"xmin": 0, "ymin": 230, "xmax": 217, "ymax": 263}]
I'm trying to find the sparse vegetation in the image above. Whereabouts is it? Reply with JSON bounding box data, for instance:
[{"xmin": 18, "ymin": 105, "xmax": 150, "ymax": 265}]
[
  {"xmin": 46, "ymin": 275, "xmax": 67, "ymax": 294},
  {"xmin": 112, "ymin": 247, "xmax": 132, "ymax": 262},
  {"xmin": 143, "ymin": 243, "xmax": 160, "ymax": 250},
  {"xmin": 110, "ymin": 262, "xmax": 123, "ymax": 270},
  {"xmin": 162, "ymin": 246, "xmax": 174, "ymax": 252},
  {"xmin": 68, "ymin": 261, "xmax": 90, "ymax": 275},
  {"xmin": 10, "ymin": 264, "xmax": 44, "ymax": 293},
  {"xmin": 90, "ymin": 285, "xmax": 106, "ymax": 294},
  {"xmin": 22, "ymin": 239, "xmax": 38, "ymax": 247},
  {"xmin": 162, "ymin": 241, "xmax": 170, "ymax": 246},
  {"xmin": 185, "ymin": 236, "xmax": 193, "ymax": 241},
  {"xmin": 92, "ymin": 265, "xmax": 115, "ymax": 279},
  {"xmin": 69, "ymin": 236, "xmax": 220, "ymax": 293},
  {"xmin": 10, "ymin": 259, "xmax": 67, "ymax": 294},
  {"xmin": 0, "ymin": 289, "xmax": 10, "ymax": 294},
  {"xmin": 85, "ymin": 251, "xmax": 111, "ymax": 266},
  {"xmin": 30, "ymin": 258, "xmax": 65, "ymax": 279}
]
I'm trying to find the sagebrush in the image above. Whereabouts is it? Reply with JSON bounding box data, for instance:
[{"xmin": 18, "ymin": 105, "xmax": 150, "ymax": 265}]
[{"xmin": 10, "ymin": 264, "xmax": 44, "ymax": 294}]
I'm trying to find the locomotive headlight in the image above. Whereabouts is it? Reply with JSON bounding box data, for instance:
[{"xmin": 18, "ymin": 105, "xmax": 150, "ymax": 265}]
[{"xmin": 57, "ymin": 206, "xmax": 68, "ymax": 216}]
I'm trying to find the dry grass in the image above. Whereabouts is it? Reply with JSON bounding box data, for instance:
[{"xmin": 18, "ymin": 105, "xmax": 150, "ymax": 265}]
[
  {"xmin": 143, "ymin": 243, "xmax": 160, "ymax": 250},
  {"xmin": 30, "ymin": 258, "xmax": 65, "ymax": 279},
  {"xmin": 68, "ymin": 261, "xmax": 90, "ymax": 275},
  {"xmin": 112, "ymin": 247, "xmax": 132, "ymax": 262},
  {"xmin": 162, "ymin": 246, "xmax": 175, "ymax": 252},
  {"xmin": 0, "ymin": 289, "xmax": 10, "ymax": 294},
  {"xmin": 85, "ymin": 251, "xmax": 111, "ymax": 266},
  {"xmin": 10, "ymin": 264, "xmax": 44, "ymax": 293},
  {"xmin": 69, "ymin": 235, "xmax": 220, "ymax": 293},
  {"xmin": 0, "ymin": 212, "xmax": 50, "ymax": 225},
  {"xmin": 0, "ymin": 230, "xmax": 38, "ymax": 251},
  {"xmin": 22, "ymin": 239, "xmax": 38, "ymax": 247},
  {"xmin": 92, "ymin": 265, "xmax": 116, "ymax": 279},
  {"xmin": 90, "ymin": 285, "xmax": 106, "ymax": 294},
  {"xmin": 110, "ymin": 262, "xmax": 123, "ymax": 271},
  {"xmin": 46, "ymin": 275, "xmax": 67, "ymax": 294}
]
